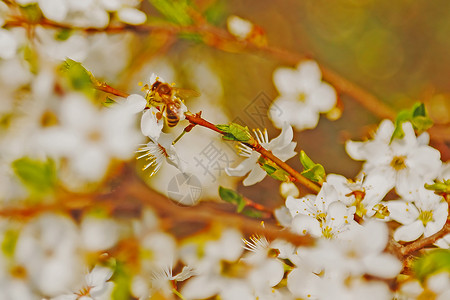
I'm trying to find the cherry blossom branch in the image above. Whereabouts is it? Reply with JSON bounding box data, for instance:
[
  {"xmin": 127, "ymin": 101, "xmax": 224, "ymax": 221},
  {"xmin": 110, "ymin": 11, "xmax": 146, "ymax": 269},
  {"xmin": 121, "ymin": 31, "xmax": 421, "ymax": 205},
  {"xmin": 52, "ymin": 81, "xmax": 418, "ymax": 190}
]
[
  {"xmin": 184, "ymin": 112, "xmax": 322, "ymax": 194},
  {"xmin": 93, "ymin": 81, "xmax": 321, "ymax": 193}
]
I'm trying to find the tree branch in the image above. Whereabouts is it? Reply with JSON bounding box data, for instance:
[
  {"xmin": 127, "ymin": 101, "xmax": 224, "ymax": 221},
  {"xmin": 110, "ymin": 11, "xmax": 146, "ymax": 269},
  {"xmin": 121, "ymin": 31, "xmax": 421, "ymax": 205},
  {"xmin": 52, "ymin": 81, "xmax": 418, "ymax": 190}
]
[{"xmin": 400, "ymin": 222, "xmax": 450, "ymax": 256}]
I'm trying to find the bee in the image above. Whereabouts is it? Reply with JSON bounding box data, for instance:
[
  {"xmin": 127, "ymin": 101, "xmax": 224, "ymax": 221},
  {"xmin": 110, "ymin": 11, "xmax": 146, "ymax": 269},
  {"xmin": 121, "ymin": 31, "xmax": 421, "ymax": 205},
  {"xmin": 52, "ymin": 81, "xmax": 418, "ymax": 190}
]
[{"xmin": 143, "ymin": 79, "xmax": 199, "ymax": 127}]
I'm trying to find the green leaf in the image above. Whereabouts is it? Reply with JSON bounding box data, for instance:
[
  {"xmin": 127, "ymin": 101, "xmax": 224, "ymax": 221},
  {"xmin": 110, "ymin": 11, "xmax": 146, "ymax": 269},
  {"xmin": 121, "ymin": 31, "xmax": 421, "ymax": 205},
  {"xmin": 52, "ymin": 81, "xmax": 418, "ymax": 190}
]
[
  {"xmin": 1, "ymin": 229, "xmax": 19, "ymax": 258},
  {"xmin": 20, "ymin": 3, "xmax": 42, "ymax": 23},
  {"xmin": 55, "ymin": 29, "xmax": 73, "ymax": 41},
  {"xmin": 299, "ymin": 151, "xmax": 326, "ymax": 183},
  {"xmin": 22, "ymin": 45, "xmax": 38, "ymax": 74},
  {"xmin": 261, "ymin": 162, "xmax": 290, "ymax": 182},
  {"xmin": 148, "ymin": 0, "xmax": 193, "ymax": 25},
  {"xmin": 60, "ymin": 59, "xmax": 95, "ymax": 97},
  {"xmin": 219, "ymin": 186, "xmax": 246, "ymax": 212},
  {"xmin": 111, "ymin": 262, "xmax": 132, "ymax": 300},
  {"xmin": 103, "ymin": 97, "xmax": 117, "ymax": 107},
  {"xmin": 412, "ymin": 249, "xmax": 450, "ymax": 282},
  {"xmin": 391, "ymin": 102, "xmax": 433, "ymax": 142},
  {"xmin": 301, "ymin": 164, "xmax": 326, "ymax": 183},
  {"xmin": 12, "ymin": 157, "xmax": 56, "ymax": 197},
  {"xmin": 241, "ymin": 207, "xmax": 263, "ymax": 218},
  {"xmin": 216, "ymin": 123, "xmax": 253, "ymax": 142},
  {"xmin": 425, "ymin": 179, "xmax": 450, "ymax": 194},
  {"xmin": 203, "ymin": 0, "xmax": 227, "ymax": 25},
  {"xmin": 299, "ymin": 150, "xmax": 315, "ymax": 170}
]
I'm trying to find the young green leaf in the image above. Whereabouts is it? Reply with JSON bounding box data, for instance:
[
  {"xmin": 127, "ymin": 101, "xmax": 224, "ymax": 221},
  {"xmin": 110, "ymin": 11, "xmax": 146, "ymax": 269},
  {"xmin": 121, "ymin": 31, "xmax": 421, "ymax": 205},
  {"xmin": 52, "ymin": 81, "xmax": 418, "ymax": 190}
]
[
  {"xmin": 391, "ymin": 102, "xmax": 433, "ymax": 142},
  {"xmin": 60, "ymin": 59, "xmax": 95, "ymax": 97},
  {"xmin": 112, "ymin": 262, "xmax": 132, "ymax": 300},
  {"xmin": 412, "ymin": 249, "xmax": 450, "ymax": 282},
  {"xmin": 425, "ymin": 179, "xmax": 450, "ymax": 194},
  {"xmin": 260, "ymin": 162, "xmax": 290, "ymax": 182},
  {"xmin": 148, "ymin": 0, "xmax": 193, "ymax": 25},
  {"xmin": 299, "ymin": 150, "xmax": 315, "ymax": 169},
  {"xmin": 103, "ymin": 97, "xmax": 117, "ymax": 107},
  {"xmin": 241, "ymin": 207, "xmax": 264, "ymax": 218},
  {"xmin": 301, "ymin": 164, "xmax": 326, "ymax": 184},
  {"xmin": 12, "ymin": 157, "xmax": 57, "ymax": 197},
  {"xmin": 1, "ymin": 229, "xmax": 19, "ymax": 258},
  {"xmin": 219, "ymin": 186, "xmax": 246, "ymax": 212},
  {"xmin": 299, "ymin": 150, "xmax": 326, "ymax": 183},
  {"xmin": 216, "ymin": 123, "xmax": 253, "ymax": 143},
  {"xmin": 55, "ymin": 29, "xmax": 73, "ymax": 41}
]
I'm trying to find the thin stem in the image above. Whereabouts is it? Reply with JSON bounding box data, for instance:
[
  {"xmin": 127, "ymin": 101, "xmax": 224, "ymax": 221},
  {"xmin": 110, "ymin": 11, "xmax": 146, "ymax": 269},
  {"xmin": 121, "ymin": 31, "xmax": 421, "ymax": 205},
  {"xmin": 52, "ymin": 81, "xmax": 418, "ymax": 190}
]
[
  {"xmin": 172, "ymin": 130, "xmax": 187, "ymax": 145},
  {"xmin": 94, "ymin": 82, "xmax": 130, "ymax": 98}
]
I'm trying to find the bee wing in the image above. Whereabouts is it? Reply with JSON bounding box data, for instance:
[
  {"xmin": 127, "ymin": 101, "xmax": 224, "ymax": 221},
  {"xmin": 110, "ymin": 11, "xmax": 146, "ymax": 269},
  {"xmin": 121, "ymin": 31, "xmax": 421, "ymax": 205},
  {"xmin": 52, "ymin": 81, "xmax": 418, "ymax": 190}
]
[{"xmin": 174, "ymin": 88, "xmax": 201, "ymax": 99}]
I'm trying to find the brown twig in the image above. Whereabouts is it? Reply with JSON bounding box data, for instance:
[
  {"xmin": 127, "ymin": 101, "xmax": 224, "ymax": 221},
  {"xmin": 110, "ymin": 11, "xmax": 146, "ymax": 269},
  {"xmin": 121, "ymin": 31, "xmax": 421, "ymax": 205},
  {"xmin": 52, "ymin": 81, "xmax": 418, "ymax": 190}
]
[
  {"xmin": 94, "ymin": 82, "xmax": 130, "ymax": 98},
  {"xmin": 400, "ymin": 222, "xmax": 450, "ymax": 256},
  {"xmin": 184, "ymin": 113, "xmax": 322, "ymax": 194}
]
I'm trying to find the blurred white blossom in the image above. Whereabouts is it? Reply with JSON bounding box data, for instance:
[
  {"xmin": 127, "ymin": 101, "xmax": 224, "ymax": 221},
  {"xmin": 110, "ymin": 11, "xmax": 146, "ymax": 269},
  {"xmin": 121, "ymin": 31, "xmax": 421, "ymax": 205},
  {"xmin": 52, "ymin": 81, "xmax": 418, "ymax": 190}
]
[
  {"xmin": 39, "ymin": 93, "xmax": 143, "ymax": 182},
  {"xmin": 269, "ymin": 60, "xmax": 337, "ymax": 131}
]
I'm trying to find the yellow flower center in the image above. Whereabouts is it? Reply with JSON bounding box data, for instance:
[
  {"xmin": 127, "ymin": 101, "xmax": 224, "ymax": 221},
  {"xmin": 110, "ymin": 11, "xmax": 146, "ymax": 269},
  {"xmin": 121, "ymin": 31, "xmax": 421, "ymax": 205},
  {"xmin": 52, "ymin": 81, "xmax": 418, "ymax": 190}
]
[
  {"xmin": 390, "ymin": 155, "xmax": 407, "ymax": 170},
  {"xmin": 298, "ymin": 92, "xmax": 306, "ymax": 102},
  {"xmin": 419, "ymin": 210, "xmax": 433, "ymax": 225},
  {"xmin": 220, "ymin": 260, "xmax": 248, "ymax": 278},
  {"xmin": 322, "ymin": 226, "xmax": 334, "ymax": 239}
]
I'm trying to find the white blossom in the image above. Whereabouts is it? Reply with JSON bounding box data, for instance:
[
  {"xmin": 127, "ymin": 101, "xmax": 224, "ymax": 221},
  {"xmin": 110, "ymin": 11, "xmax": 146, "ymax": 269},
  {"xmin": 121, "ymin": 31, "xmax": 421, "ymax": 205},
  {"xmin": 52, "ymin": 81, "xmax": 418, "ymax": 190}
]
[
  {"xmin": 227, "ymin": 15, "xmax": 254, "ymax": 39},
  {"xmin": 136, "ymin": 133, "xmax": 187, "ymax": 176},
  {"xmin": 38, "ymin": 93, "xmax": 143, "ymax": 182},
  {"xmin": 269, "ymin": 60, "xmax": 337, "ymax": 131},
  {"xmin": 285, "ymin": 183, "xmax": 357, "ymax": 238},
  {"xmin": 52, "ymin": 265, "xmax": 114, "ymax": 300},
  {"xmin": 346, "ymin": 120, "xmax": 442, "ymax": 198},
  {"xmin": 180, "ymin": 229, "xmax": 253, "ymax": 300},
  {"xmin": 326, "ymin": 173, "xmax": 391, "ymax": 218},
  {"xmin": 80, "ymin": 215, "xmax": 120, "ymax": 252},
  {"xmin": 308, "ymin": 221, "xmax": 402, "ymax": 278},
  {"xmin": 226, "ymin": 123, "xmax": 297, "ymax": 186},
  {"xmin": 14, "ymin": 213, "xmax": 83, "ymax": 297},
  {"xmin": 386, "ymin": 188, "xmax": 447, "ymax": 242}
]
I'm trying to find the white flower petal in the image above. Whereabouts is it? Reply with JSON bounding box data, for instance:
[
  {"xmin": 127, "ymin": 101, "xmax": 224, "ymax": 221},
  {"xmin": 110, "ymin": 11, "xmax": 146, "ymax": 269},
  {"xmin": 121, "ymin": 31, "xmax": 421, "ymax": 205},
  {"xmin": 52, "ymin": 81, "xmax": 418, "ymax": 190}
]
[
  {"xmin": 0, "ymin": 29, "xmax": 18, "ymax": 59},
  {"xmin": 386, "ymin": 200, "xmax": 419, "ymax": 224},
  {"xmin": 38, "ymin": 0, "xmax": 69, "ymax": 22},
  {"xmin": 273, "ymin": 67, "xmax": 301, "ymax": 95},
  {"xmin": 225, "ymin": 154, "xmax": 259, "ymax": 177},
  {"xmin": 124, "ymin": 94, "xmax": 147, "ymax": 113},
  {"xmin": 141, "ymin": 108, "xmax": 163, "ymax": 140},
  {"xmin": 291, "ymin": 214, "xmax": 322, "ymax": 237},
  {"xmin": 117, "ymin": 7, "xmax": 147, "ymax": 25},
  {"xmin": 393, "ymin": 221, "xmax": 424, "ymax": 242},
  {"xmin": 242, "ymin": 165, "xmax": 267, "ymax": 186},
  {"xmin": 363, "ymin": 253, "xmax": 402, "ymax": 278},
  {"xmin": 308, "ymin": 82, "xmax": 337, "ymax": 112}
]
